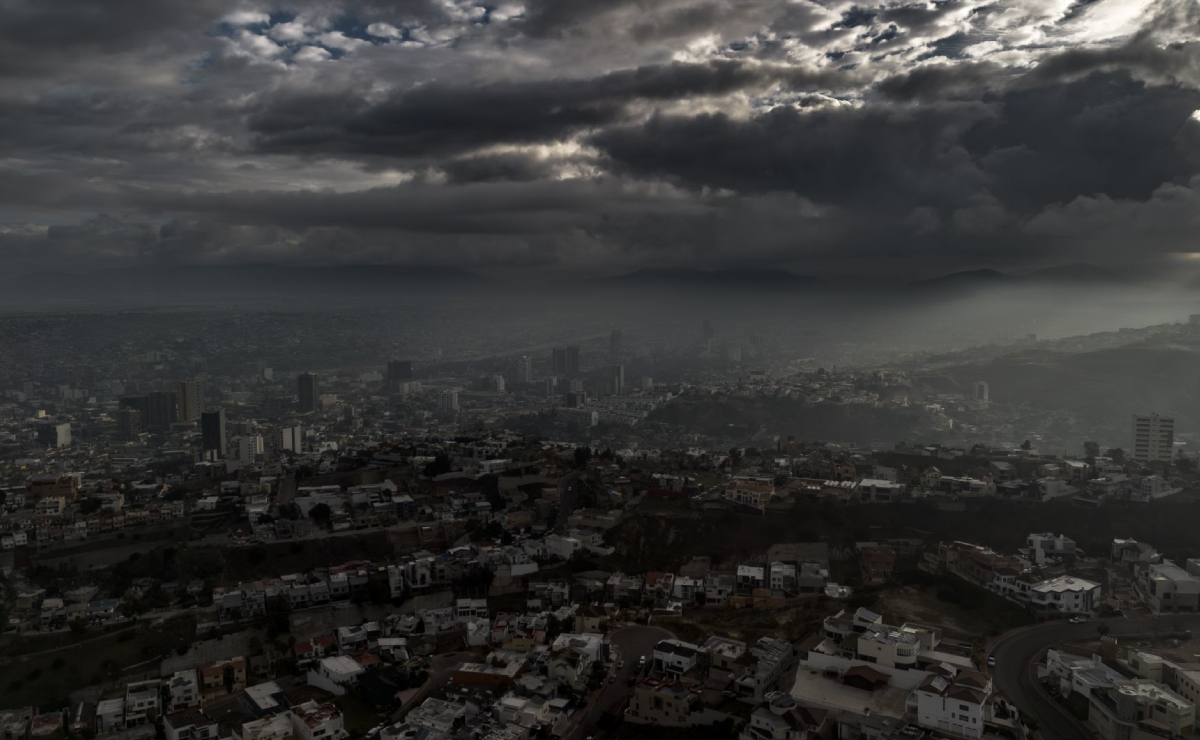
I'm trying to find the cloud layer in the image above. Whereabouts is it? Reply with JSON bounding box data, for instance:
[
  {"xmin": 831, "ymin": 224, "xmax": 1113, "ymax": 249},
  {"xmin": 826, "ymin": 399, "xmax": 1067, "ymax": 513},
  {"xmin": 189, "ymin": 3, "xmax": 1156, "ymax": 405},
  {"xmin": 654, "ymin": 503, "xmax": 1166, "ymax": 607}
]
[{"xmin": 2, "ymin": 0, "xmax": 1199, "ymax": 278}]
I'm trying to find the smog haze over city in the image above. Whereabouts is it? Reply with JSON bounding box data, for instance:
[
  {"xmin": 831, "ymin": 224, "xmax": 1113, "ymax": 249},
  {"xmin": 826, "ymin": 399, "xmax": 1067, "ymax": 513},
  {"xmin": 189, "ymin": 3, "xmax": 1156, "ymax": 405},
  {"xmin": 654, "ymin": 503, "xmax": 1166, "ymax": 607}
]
[{"xmin": 4, "ymin": 2, "xmax": 1200, "ymax": 740}]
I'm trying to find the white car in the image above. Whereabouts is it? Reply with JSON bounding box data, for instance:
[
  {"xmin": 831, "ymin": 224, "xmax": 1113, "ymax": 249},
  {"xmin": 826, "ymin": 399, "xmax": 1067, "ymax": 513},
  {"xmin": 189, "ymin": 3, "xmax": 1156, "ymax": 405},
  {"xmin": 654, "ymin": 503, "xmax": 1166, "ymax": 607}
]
[
  {"xmin": 1069, "ymin": 616, "xmax": 1086, "ymax": 624},
  {"xmin": 986, "ymin": 655, "xmax": 996, "ymax": 668}
]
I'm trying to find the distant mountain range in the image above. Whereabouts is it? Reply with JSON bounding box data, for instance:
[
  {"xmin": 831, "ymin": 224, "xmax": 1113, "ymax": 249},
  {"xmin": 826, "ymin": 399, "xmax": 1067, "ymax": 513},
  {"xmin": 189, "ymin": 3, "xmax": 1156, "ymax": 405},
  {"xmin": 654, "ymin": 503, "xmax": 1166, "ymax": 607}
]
[
  {"xmin": 6, "ymin": 263, "xmax": 484, "ymax": 300},
  {"xmin": 602, "ymin": 267, "xmax": 827, "ymax": 290},
  {"xmin": 3, "ymin": 261, "xmax": 1139, "ymax": 306},
  {"xmin": 909, "ymin": 263, "xmax": 1125, "ymax": 290}
]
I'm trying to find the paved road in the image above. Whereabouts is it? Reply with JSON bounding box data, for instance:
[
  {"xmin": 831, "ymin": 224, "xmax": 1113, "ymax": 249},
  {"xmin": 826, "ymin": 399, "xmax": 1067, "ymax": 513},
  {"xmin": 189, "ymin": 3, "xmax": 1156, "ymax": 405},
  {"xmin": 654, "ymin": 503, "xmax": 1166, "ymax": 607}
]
[
  {"xmin": 565, "ymin": 625, "xmax": 673, "ymax": 740},
  {"xmin": 991, "ymin": 615, "xmax": 1200, "ymax": 740}
]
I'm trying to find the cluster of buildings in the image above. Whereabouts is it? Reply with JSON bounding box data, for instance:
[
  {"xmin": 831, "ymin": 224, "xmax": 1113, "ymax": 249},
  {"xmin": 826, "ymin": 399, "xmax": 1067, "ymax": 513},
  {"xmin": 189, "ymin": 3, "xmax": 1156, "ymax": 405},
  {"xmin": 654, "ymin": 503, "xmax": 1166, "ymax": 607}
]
[
  {"xmin": 929, "ymin": 537, "xmax": 1102, "ymax": 616},
  {"xmin": 1046, "ymin": 643, "xmax": 1199, "ymax": 740}
]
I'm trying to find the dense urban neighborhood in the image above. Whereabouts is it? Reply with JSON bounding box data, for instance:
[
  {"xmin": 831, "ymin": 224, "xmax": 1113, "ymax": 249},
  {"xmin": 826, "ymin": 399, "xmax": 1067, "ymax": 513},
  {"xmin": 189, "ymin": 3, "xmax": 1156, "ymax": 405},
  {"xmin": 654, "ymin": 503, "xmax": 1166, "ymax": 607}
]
[{"xmin": 5, "ymin": 311, "xmax": 1200, "ymax": 740}]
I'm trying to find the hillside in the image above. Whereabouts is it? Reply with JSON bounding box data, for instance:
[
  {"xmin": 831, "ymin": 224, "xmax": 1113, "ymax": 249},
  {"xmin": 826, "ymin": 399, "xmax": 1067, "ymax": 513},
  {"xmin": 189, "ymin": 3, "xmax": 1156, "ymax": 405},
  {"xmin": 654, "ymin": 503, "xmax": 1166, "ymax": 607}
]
[{"xmin": 602, "ymin": 497, "xmax": 1200, "ymax": 573}]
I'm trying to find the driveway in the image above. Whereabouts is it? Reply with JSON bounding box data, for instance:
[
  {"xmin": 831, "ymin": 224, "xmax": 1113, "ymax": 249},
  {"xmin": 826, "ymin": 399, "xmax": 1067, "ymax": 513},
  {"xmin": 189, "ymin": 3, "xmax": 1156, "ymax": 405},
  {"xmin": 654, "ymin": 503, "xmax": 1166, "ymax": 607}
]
[{"xmin": 991, "ymin": 614, "xmax": 1200, "ymax": 740}]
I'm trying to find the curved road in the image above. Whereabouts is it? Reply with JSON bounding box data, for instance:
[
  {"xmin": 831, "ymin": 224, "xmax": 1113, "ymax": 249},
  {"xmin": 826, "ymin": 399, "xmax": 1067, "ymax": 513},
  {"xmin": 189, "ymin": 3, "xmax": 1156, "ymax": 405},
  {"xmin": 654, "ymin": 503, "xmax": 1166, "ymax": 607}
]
[{"xmin": 991, "ymin": 615, "xmax": 1200, "ymax": 740}]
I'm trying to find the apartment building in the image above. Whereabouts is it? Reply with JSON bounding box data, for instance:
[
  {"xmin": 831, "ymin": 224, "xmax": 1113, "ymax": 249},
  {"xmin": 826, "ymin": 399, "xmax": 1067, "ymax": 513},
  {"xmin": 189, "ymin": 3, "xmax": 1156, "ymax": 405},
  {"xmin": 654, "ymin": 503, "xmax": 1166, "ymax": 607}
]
[{"xmin": 1132, "ymin": 413, "xmax": 1174, "ymax": 464}]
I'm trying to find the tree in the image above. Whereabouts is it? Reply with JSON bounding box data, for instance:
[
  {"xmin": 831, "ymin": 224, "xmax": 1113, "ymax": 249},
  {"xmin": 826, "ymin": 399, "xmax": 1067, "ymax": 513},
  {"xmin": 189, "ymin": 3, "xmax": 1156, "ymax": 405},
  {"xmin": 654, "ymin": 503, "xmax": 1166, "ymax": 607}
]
[
  {"xmin": 1021, "ymin": 440, "xmax": 1032, "ymax": 450},
  {"xmin": 1097, "ymin": 623, "xmax": 1110, "ymax": 637},
  {"xmin": 1106, "ymin": 448, "xmax": 1126, "ymax": 464},
  {"xmin": 423, "ymin": 453, "xmax": 453, "ymax": 478},
  {"xmin": 1084, "ymin": 441, "xmax": 1101, "ymax": 458},
  {"xmin": 308, "ymin": 503, "xmax": 332, "ymax": 524},
  {"xmin": 573, "ymin": 446, "xmax": 592, "ymax": 469}
]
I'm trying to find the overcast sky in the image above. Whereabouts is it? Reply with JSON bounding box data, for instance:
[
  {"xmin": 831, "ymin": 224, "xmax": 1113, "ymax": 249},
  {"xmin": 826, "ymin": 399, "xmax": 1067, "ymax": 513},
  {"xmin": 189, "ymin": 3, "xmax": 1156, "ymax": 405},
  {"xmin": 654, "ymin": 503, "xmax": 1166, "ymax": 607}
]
[{"xmin": 1, "ymin": 0, "xmax": 1199, "ymax": 279}]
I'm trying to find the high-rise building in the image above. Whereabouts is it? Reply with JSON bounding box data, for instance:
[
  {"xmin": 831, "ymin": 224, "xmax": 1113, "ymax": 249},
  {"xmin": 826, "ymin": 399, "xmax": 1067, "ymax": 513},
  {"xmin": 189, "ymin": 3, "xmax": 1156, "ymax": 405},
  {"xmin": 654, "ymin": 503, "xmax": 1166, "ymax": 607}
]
[
  {"xmin": 641, "ymin": 376, "xmax": 654, "ymax": 392},
  {"xmin": 119, "ymin": 395, "xmax": 151, "ymax": 424},
  {"xmin": 1133, "ymin": 413, "xmax": 1175, "ymax": 463},
  {"xmin": 37, "ymin": 422, "xmax": 71, "ymax": 448},
  {"xmin": 566, "ymin": 391, "xmax": 587, "ymax": 408},
  {"xmin": 147, "ymin": 390, "xmax": 179, "ymax": 428},
  {"xmin": 387, "ymin": 361, "xmax": 413, "ymax": 392},
  {"xmin": 610, "ymin": 365, "xmax": 624, "ymax": 396},
  {"xmin": 176, "ymin": 379, "xmax": 201, "ymax": 422},
  {"xmin": 298, "ymin": 373, "xmax": 319, "ymax": 413},
  {"xmin": 280, "ymin": 424, "xmax": 303, "ymax": 453},
  {"xmin": 201, "ymin": 410, "xmax": 227, "ymax": 457},
  {"xmin": 609, "ymin": 330, "xmax": 622, "ymax": 360},
  {"xmin": 702, "ymin": 319, "xmax": 714, "ymax": 340},
  {"xmin": 238, "ymin": 435, "xmax": 263, "ymax": 461},
  {"xmin": 516, "ymin": 355, "xmax": 533, "ymax": 384},
  {"xmin": 551, "ymin": 346, "xmax": 581, "ymax": 377},
  {"xmin": 439, "ymin": 388, "xmax": 460, "ymax": 412},
  {"xmin": 116, "ymin": 408, "xmax": 141, "ymax": 441},
  {"xmin": 972, "ymin": 381, "xmax": 989, "ymax": 403}
]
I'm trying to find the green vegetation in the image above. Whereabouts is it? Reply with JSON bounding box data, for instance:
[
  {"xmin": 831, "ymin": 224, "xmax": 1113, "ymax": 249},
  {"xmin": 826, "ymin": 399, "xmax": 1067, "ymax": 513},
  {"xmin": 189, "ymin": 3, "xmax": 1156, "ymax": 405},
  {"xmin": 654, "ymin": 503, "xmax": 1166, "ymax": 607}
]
[
  {"xmin": 605, "ymin": 495, "xmax": 1200, "ymax": 574},
  {"xmin": 0, "ymin": 614, "xmax": 197, "ymax": 710},
  {"xmin": 615, "ymin": 718, "xmax": 739, "ymax": 740},
  {"xmin": 891, "ymin": 570, "xmax": 1034, "ymax": 637}
]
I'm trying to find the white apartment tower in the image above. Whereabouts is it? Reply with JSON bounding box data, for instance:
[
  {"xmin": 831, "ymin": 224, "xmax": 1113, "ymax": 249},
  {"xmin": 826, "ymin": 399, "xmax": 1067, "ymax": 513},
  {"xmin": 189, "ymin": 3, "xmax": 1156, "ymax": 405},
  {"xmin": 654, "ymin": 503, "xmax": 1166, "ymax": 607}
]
[{"xmin": 1132, "ymin": 413, "xmax": 1174, "ymax": 463}]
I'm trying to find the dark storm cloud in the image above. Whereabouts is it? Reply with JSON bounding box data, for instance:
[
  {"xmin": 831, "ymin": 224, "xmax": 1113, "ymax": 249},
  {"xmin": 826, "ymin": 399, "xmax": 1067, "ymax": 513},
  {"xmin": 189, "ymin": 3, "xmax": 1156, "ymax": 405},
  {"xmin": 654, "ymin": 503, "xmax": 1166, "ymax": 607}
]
[
  {"xmin": 3, "ymin": 0, "xmax": 1200, "ymax": 278},
  {"xmin": 249, "ymin": 59, "xmax": 861, "ymax": 160},
  {"xmin": 440, "ymin": 152, "xmax": 566, "ymax": 184},
  {"xmin": 592, "ymin": 103, "xmax": 992, "ymax": 211},
  {"xmin": 1025, "ymin": 38, "xmax": 1200, "ymax": 88},
  {"xmin": 876, "ymin": 62, "xmax": 1006, "ymax": 102},
  {"xmin": 969, "ymin": 72, "xmax": 1200, "ymax": 211}
]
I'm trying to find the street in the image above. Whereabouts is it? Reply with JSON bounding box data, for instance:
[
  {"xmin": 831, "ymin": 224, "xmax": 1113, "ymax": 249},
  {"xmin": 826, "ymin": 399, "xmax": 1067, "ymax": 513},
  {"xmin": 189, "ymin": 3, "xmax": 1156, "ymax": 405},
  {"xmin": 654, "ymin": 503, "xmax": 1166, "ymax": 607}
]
[{"xmin": 990, "ymin": 614, "xmax": 1200, "ymax": 740}]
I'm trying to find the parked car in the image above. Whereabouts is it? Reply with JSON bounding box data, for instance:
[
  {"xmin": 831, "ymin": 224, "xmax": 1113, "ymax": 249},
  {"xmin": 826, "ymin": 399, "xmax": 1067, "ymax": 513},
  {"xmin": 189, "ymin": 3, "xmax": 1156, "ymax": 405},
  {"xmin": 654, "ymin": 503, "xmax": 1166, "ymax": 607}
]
[
  {"xmin": 1069, "ymin": 616, "xmax": 1086, "ymax": 624},
  {"xmin": 987, "ymin": 655, "xmax": 996, "ymax": 667}
]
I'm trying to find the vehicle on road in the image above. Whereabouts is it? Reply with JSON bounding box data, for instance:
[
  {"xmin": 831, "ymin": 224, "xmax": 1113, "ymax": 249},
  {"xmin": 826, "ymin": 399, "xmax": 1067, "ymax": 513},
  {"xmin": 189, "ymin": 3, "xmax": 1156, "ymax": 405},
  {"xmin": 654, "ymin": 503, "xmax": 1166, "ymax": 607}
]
[
  {"xmin": 987, "ymin": 655, "xmax": 996, "ymax": 667},
  {"xmin": 1068, "ymin": 616, "xmax": 1086, "ymax": 624},
  {"xmin": 617, "ymin": 660, "xmax": 624, "ymax": 669}
]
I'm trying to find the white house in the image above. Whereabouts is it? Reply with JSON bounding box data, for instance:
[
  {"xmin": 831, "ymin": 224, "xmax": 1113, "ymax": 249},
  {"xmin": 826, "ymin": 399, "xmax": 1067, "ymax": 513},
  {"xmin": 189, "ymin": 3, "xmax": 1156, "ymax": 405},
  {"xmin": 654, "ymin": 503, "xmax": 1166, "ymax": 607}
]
[
  {"xmin": 911, "ymin": 669, "xmax": 994, "ymax": 739},
  {"xmin": 1028, "ymin": 575, "xmax": 1101, "ymax": 615},
  {"xmin": 653, "ymin": 639, "xmax": 703, "ymax": 677},
  {"xmin": 306, "ymin": 656, "xmax": 364, "ymax": 696}
]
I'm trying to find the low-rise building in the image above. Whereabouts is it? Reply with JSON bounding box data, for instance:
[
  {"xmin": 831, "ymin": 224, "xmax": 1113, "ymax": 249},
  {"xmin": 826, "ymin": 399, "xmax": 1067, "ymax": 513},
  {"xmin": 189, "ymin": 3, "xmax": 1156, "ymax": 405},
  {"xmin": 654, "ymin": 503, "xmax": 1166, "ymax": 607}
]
[
  {"xmin": 1088, "ymin": 680, "xmax": 1195, "ymax": 740},
  {"xmin": 1135, "ymin": 560, "xmax": 1200, "ymax": 613},
  {"xmin": 911, "ymin": 669, "xmax": 994, "ymax": 739},
  {"xmin": 288, "ymin": 702, "xmax": 346, "ymax": 740}
]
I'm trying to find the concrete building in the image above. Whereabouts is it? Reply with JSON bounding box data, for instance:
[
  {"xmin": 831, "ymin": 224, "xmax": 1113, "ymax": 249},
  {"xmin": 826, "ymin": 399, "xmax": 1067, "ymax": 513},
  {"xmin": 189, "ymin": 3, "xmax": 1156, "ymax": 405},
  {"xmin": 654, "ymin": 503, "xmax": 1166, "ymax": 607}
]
[
  {"xmin": 1132, "ymin": 413, "xmax": 1174, "ymax": 463},
  {"xmin": 1027, "ymin": 575, "xmax": 1101, "ymax": 615},
  {"xmin": 298, "ymin": 373, "xmax": 319, "ymax": 414},
  {"xmin": 306, "ymin": 656, "xmax": 364, "ymax": 696},
  {"xmin": 911, "ymin": 669, "xmax": 994, "ymax": 739},
  {"xmin": 289, "ymin": 702, "xmax": 345, "ymax": 740},
  {"xmin": 280, "ymin": 424, "xmax": 302, "ymax": 453},
  {"xmin": 177, "ymin": 379, "xmax": 202, "ymax": 423},
  {"xmin": 1135, "ymin": 560, "xmax": 1200, "ymax": 613},
  {"xmin": 201, "ymin": 410, "xmax": 226, "ymax": 458},
  {"xmin": 1088, "ymin": 680, "xmax": 1194, "ymax": 740}
]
